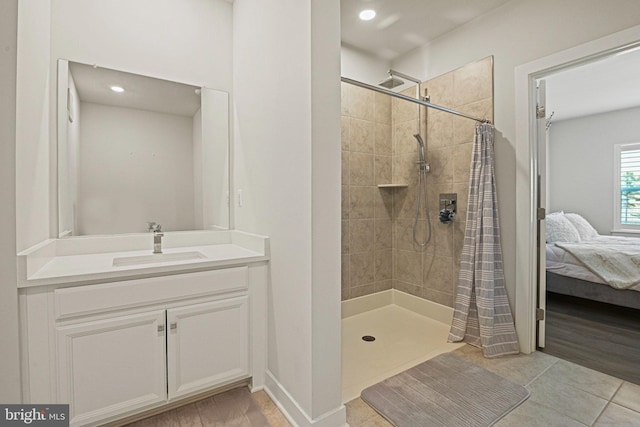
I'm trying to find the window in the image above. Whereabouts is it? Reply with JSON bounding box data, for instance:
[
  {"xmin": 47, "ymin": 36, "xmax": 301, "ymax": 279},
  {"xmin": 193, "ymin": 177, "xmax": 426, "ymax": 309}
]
[{"xmin": 614, "ymin": 143, "xmax": 640, "ymax": 231}]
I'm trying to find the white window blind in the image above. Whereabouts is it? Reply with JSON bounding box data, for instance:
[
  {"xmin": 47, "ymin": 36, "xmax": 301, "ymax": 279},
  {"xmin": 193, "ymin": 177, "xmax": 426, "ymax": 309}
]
[{"xmin": 616, "ymin": 143, "xmax": 640, "ymax": 229}]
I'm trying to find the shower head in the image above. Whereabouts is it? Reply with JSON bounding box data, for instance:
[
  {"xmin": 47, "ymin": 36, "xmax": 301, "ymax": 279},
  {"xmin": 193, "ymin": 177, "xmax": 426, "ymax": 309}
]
[{"xmin": 378, "ymin": 75, "xmax": 406, "ymax": 89}]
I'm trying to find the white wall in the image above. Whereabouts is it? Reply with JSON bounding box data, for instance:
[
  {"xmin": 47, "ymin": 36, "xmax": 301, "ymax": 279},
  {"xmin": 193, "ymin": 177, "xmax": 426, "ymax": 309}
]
[
  {"xmin": 391, "ymin": 0, "xmax": 640, "ymax": 309},
  {"xmin": 340, "ymin": 43, "xmax": 390, "ymax": 86},
  {"xmin": 548, "ymin": 106, "xmax": 640, "ymax": 234},
  {"xmin": 16, "ymin": 0, "xmax": 233, "ymax": 251},
  {"xmin": 16, "ymin": 0, "xmax": 52, "ymax": 252},
  {"xmin": 0, "ymin": 0, "xmax": 21, "ymax": 402},
  {"xmin": 78, "ymin": 103, "xmax": 195, "ymax": 234},
  {"xmin": 233, "ymin": 0, "xmax": 344, "ymax": 425}
]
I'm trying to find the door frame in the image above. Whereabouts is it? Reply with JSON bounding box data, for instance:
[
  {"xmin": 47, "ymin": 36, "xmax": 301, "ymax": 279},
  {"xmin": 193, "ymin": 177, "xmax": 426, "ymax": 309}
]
[{"xmin": 514, "ymin": 24, "xmax": 640, "ymax": 354}]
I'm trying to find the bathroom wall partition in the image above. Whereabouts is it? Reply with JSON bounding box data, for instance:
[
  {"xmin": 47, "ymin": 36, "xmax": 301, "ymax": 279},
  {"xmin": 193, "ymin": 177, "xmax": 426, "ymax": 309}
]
[{"xmin": 341, "ymin": 56, "xmax": 494, "ymax": 307}]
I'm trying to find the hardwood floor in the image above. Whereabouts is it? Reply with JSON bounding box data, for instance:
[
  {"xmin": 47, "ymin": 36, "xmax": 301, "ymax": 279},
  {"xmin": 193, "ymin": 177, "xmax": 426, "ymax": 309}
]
[{"xmin": 543, "ymin": 292, "xmax": 640, "ymax": 385}]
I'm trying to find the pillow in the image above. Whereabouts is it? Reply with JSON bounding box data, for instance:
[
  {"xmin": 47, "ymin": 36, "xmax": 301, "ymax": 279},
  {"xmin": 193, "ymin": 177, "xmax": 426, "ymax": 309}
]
[
  {"xmin": 565, "ymin": 213, "xmax": 599, "ymax": 240},
  {"xmin": 545, "ymin": 212, "xmax": 581, "ymax": 243}
]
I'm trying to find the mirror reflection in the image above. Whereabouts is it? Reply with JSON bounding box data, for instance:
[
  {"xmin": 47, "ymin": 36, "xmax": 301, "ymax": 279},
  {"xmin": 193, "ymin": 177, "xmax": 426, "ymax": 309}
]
[{"xmin": 57, "ymin": 60, "xmax": 230, "ymax": 237}]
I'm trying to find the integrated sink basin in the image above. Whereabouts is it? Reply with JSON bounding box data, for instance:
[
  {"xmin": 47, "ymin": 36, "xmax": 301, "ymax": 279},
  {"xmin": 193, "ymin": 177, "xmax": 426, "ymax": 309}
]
[{"xmin": 112, "ymin": 251, "xmax": 207, "ymax": 267}]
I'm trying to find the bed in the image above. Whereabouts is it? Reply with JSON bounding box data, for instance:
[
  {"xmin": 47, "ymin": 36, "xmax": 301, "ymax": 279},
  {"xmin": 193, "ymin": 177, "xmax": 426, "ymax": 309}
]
[{"xmin": 545, "ymin": 212, "xmax": 640, "ymax": 310}]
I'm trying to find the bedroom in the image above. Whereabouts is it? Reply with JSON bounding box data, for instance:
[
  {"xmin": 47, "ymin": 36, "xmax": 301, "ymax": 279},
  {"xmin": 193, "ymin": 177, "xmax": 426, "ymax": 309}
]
[{"xmin": 541, "ymin": 46, "xmax": 640, "ymax": 384}]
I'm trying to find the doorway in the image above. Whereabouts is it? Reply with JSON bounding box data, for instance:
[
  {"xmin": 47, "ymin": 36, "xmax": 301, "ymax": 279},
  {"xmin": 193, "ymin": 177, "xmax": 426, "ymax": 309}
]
[{"xmin": 514, "ymin": 25, "xmax": 640, "ymax": 356}]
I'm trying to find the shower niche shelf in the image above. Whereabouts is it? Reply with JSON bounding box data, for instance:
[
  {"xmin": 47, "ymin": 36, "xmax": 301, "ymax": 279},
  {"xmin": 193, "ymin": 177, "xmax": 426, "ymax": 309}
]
[{"xmin": 377, "ymin": 184, "xmax": 408, "ymax": 188}]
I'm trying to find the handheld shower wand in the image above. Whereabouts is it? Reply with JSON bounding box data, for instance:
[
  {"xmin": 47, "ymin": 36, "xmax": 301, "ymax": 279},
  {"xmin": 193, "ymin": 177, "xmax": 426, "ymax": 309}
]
[{"xmin": 413, "ymin": 134, "xmax": 432, "ymax": 246}]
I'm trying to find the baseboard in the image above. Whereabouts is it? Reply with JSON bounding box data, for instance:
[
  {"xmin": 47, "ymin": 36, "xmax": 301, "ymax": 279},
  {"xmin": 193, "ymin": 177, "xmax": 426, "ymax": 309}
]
[
  {"xmin": 392, "ymin": 290, "xmax": 454, "ymax": 325},
  {"xmin": 341, "ymin": 289, "xmax": 454, "ymax": 326},
  {"xmin": 341, "ymin": 290, "xmax": 392, "ymax": 318},
  {"xmin": 264, "ymin": 370, "xmax": 347, "ymax": 427}
]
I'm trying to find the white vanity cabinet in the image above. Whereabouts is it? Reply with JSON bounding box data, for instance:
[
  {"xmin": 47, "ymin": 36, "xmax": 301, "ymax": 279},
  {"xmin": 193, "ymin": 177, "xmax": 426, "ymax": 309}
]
[
  {"xmin": 21, "ymin": 264, "xmax": 266, "ymax": 427},
  {"xmin": 167, "ymin": 296, "xmax": 249, "ymax": 399},
  {"xmin": 55, "ymin": 310, "xmax": 168, "ymax": 425}
]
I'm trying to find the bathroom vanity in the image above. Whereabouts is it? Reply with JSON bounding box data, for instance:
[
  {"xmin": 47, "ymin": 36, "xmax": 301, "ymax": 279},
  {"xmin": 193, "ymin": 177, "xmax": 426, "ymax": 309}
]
[{"xmin": 18, "ymin": 230, "xmax": 269, "ymax": 426}]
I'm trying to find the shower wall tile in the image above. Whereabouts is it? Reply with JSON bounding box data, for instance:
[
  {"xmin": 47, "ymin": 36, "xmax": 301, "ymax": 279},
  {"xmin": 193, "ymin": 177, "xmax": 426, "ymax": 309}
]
[
  {"xmin": 342, "ymin": 82, "xmax": 393, "ymax": 301},
  {"xmin": 454, "ymin": 219, "xmax": 466, "ymax": 260},
  {"xmin": 421, "ymin": 288, "xmax": 454, "ymax": 307},
  {"xmin": 374, "ymin": 218, "xmax": 392, "ymax": 249},
  {"xmin": 394, "ymin": 185, "xmax": 415, "ymax": 220},
  {"xmin": 424, "ymin": 72, "xmax": 454, "ymax": 108},
  {"xmin": 393, "ymin": 154, "xmax": 418, "ymax": 187},
  {"xmin": 452, "ymin": 142, "xmax": 473, "ymax": 184},
  {"xmin": 350, "ymin": 118, "xmax": 374, "ymax": 154},
  {"xmin": 374, "ymin": 155, "xmax": 392, "ymax": 185},
  {"xmin": 375, "ymin": 190, "xmax": 393, "ymax": 220},
  {"xmin": 349, "ymin": 186, "xmax": 374, "ymax": 219},
  {"xmin": 342, "ymin": 185, "xmax": 349, "ymax": 219},
  {"xmin": 342, "ymin": 56, "xmax": 492, "ymax": 303},
  {"xmin": 374, "ymin": 249, "xmax": 393, "ymax": 281},
  {"xmin": 393, "ymin": 95, "xmax": 419, "ymax": 124},
  {"xmin": 341, "ymin": 116, "xmax": 350, "ymax": 151},
  {"xmin": 426, "ymin": 110, "xmax": 453, "ymax": 150},
  {"xmin": 350, "ymin": 283, "xmax": 376, "ymax": 299},
  {"xmin": 433, "ymin": 217, "xmax": 454, "ymax": 258},
  {"xmin": 342, "ymin": 254, "xmax": 350, "ymax": 299},
  {"xmin": 375, "ymin": 279, "xmax": 393, "ymax": 292},
  {"xmin": 350, "ymin": 251, "xmax": 374, "ymax": 286},
  {"xmin": 342, "ymin": 219, "xmax": 349, "ymax": 254},
  {"xmin": 342, "ymin": 150, "xmax": 350, "ymax": 185},
  {"xmin": 452, "ymin": 182, "xmax": 469, "ymax": 220},
  {"xmin": 429, "ymin": 147, "xmax": 454, "ymax": 184},
  {"xmin": 374, "ymin": 92, "xmax": 392, "ymax": 125},
  {"xmin": 394, "ymin": 120, "xmax": 419, "ymax": 156},
  {"xmin": 342, "ymin": 185, "xmax": 351, "ymax": 219},
  {"xmin": 394, "ymin": 279, "xmax": 421, "ymax": 298},
  {"xmin": 350, "ymin": 219, "xmax": 374, "ymax": 253},
  {"xmin": 350, "ymin": 152, "xmax": 374, "ymax": 186},
  {"xmin": 348, "ymin": 85, "xmax": 375, "ymax": 121},
  {"xmin": 341, "ymin": 82, "xmax": 349, "ymax": 116},
  {"xmin": 452, "ymin": 98, "xmax": 493, "ymax": 145},
  {"xmin": 395, "ymin": 249, "xmax": 422, "ymax": 285},
  {"xmin": 423, "ymin": 254, "xmax": 454, "ymax": 294},
  {"xmin": 452, "ymin": 57, "xmax": 493, "ymax": 107},
  {"xmin": 375, "ymin": 123, "xmax": 392, "ymax": 155},
  {"xmin": 390, "ymin": 56, "xmax": 493, "ymax": 306}
]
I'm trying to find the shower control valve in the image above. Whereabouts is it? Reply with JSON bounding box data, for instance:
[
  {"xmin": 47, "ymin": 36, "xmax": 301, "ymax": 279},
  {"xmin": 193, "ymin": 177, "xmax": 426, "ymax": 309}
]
[
  {"xmin": 439, "ymin": 209, "xmax": 455, "ymax": 224},
  {"xmin": 439, "ymin": 193, "xmax": 457, "ymax": 224}
]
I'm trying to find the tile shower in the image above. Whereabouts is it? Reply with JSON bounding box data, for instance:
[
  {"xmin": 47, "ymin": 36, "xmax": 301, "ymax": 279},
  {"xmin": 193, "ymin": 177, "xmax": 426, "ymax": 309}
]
[{"xmin": 341, "ymin": 56, "xmax": 494, "ymax": 307}]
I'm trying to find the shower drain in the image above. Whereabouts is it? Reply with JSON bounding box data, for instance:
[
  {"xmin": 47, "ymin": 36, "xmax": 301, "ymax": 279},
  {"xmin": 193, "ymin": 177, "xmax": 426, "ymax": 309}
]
[{"xmin": 362, "ymin": 335, "xmax": 376, "ymax": 342}]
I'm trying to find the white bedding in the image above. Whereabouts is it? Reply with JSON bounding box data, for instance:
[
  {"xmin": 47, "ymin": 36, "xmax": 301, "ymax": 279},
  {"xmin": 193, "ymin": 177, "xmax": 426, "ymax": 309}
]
[{"xmin": 546, "ymin": 236, "xmax": 640, "ymax": 292}]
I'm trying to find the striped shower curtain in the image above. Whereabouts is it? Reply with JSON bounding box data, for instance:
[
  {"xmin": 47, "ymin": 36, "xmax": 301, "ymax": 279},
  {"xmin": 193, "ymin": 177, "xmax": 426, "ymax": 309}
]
[{"xmin": 448, "ymin": 123, "xmax": 520, "ymax": 358}]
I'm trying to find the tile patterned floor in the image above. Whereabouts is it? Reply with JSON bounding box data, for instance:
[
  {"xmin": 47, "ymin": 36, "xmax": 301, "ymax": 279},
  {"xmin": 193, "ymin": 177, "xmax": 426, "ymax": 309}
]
[
  {"xmin": 124, "ymin": 388, "xmax": 292, "ymax": 427},
  {"xmin": 346, "ymin": 345, "xmax": 640, "ymax": 427},
  {"xmin": 126, "ymin": 345, "xmax": 640, "ymax": 426}
]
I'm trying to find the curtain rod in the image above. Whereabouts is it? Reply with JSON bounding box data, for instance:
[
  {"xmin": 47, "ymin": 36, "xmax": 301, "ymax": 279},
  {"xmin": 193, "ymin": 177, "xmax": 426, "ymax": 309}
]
[{"xmin": 340, "ymin": 76, "xmax": 491, "ymax": 124}]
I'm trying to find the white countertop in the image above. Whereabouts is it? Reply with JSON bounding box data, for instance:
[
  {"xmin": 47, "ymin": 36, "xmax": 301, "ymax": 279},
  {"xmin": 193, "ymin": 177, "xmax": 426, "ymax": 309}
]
[{"xmin": 17, "ymin": 231, "xmax": 269, "ymax": 288}]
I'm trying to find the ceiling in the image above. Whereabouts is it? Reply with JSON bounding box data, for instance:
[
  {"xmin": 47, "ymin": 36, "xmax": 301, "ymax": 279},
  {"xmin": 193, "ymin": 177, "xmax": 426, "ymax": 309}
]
[
  {"xmin": 341, "ymin": 1, "xmax": 640, "ymax": 121},
  {"xmin": 340, "ymin": 0, "xmax": 512, "ymax": 60},
  {"xmin": 544, "ymin": 46, "xmax": 640, "ymax": 123},
  {"xmin": 70, "ymin": 62, "xmax": 201, "ymax": 117}
]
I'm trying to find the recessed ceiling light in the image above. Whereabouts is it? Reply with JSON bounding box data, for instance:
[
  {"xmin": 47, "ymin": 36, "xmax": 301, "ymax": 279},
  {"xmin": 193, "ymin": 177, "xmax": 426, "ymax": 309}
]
[
  {"xmin": 359, "ymin": 9, "xmax": 376, "ymax": 21},
  {"xmin": 110, "ymin": 85, "xmax": 125, "ymax": 93}
]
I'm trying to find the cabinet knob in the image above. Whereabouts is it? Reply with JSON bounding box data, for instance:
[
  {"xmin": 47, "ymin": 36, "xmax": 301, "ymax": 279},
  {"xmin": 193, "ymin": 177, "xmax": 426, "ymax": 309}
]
[
  {"xmin": 158, "ymin": 325, "xmax": 165, "ymax": 333},
  {"xmin": 170, "ymin": 322, "xmax": 177, "ymax": 330}
]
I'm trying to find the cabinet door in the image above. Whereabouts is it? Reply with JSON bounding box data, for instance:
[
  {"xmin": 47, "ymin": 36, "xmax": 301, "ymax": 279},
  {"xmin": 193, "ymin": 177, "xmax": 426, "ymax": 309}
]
[
  {"xmin": 167, "ymin": 296, "xmax": 249, "ymax": 399},
  {"xmin": 56, "ymin": 311, "xmax": 166, "ymax": 426}
]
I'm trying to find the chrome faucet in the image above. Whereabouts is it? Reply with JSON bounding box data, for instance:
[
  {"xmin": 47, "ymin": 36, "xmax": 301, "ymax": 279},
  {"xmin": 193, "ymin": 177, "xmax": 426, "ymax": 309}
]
[{"xmin": 147, "ymin": 222, "xmax": 164, "ymax": 254}]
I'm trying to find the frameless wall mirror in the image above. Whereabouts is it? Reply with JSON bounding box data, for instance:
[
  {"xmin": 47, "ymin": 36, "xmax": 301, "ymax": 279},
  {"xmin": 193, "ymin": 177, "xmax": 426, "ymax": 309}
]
[{"xmin": 57, "ymin": 60, "xmax": 230, "ymax": 237}]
